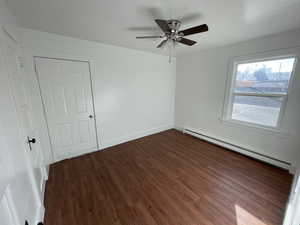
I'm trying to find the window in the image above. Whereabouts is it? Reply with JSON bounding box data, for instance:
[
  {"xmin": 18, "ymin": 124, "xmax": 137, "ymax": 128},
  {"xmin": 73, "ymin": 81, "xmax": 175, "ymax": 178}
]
[{"xmin": 225, "ymin": 56, "xmax": 296, "ymax": 129}]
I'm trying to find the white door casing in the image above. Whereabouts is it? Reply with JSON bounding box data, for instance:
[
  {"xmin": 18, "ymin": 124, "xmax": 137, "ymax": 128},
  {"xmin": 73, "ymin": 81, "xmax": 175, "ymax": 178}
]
[{"xmin": 35, "ymin": 58, "xmax": 98, "ymax": 161}]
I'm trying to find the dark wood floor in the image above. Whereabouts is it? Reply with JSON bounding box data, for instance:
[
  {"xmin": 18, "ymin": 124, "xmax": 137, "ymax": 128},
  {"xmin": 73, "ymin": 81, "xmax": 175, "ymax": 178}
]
[{"xmin": 44, "ymin": 129, "xmax": 293, "ymax": 225}]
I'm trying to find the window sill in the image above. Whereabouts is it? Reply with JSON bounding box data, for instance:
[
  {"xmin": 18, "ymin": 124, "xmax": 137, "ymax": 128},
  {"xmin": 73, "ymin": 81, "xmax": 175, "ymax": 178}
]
[{"xmin": 219, "ymin": 118, "xmax": 290, "ymax": 138}]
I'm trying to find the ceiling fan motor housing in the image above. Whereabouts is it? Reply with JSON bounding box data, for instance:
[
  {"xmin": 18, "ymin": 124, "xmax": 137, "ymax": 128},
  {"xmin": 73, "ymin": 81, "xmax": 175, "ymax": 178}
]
[
  {"xmin": 167, "ymin": 20, "xmax": 181, "ymax": 32},
  {"xmin": 167, "ymin": 20, "xmax": 182, "ymax": 41}
]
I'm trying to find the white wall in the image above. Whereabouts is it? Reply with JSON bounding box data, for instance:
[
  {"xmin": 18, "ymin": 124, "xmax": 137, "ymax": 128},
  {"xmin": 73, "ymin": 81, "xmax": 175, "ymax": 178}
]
[
  {"xmin": 0, "ymin": 0, "xmax": 18, "ymax": 25},
  {"xmin": 19, "ymin": 28, "xmax": 176, "ymax": 163},
  {"xmin": 175, "ymin": 29, "xmax": 300, "ymax": 166}
]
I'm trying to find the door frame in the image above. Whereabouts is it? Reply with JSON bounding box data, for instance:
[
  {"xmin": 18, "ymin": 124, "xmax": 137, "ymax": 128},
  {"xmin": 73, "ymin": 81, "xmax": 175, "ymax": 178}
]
[{"xmin": 33, "ymin": 56, "xmax": 99, "ymax": 161}]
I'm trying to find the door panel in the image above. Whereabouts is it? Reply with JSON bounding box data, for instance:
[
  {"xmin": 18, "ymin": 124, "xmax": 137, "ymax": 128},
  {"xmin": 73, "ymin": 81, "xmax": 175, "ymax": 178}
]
[
  {"xmin": 78, "ymin": 120, "xmax": 90, "ymax": 143},
  {"xmin": 35, "ymin": 58, "xmax": 98, "ymax": 160},
  {"xmin": 56, "ymin": 123, "xmax": 73, "ymax": 147}
]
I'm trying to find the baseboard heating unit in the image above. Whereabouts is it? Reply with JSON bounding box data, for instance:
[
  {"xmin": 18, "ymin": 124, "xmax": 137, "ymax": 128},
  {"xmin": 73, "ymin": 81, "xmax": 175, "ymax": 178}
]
[{"xmin": 183, "ymin": 127, "xmax": 292, "ymax": 172}]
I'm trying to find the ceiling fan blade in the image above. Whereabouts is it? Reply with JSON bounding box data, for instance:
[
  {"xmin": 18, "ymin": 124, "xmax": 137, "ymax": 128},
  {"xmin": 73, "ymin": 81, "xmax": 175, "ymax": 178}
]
[
  {"xmin": 155, "ymin": 19, "xmax": 171, "ymax": 33},
  {"xmin": 136, "ymin": 36, "xmax": 163, "ymax": 39},
  {"xmin": 157, "ymin": 40, "xmax": 167, "ymax": 48},
  {"xmin": 179, "ymin": 24, "xmax": 208, "ymax": 36},
  {"xmin": 177, "ymin": 38, "xmax": 197, "ymax": 46}
]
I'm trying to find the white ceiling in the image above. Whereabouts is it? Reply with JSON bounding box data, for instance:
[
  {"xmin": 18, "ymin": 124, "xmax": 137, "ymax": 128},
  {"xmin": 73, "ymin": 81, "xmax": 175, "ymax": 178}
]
[{"xmin": 7, "ymin": 0, "xmax": 300, "ymax": 55}]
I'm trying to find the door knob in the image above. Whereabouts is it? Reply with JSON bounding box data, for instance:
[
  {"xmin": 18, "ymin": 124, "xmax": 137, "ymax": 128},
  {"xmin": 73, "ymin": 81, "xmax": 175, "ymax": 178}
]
[
  {"xmin": 89, "ymin": 115, "xmax": 93, "ymax": 119},
  {"xmin": 28, "ymin": 138, "xmax": 36, "ymax": 144},
  {"xmin": 27, "ymin": 136, "xmax": 36, "ymax": 151}
]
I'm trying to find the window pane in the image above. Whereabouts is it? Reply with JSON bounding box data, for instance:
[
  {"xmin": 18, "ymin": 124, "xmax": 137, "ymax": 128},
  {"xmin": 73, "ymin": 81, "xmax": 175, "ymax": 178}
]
[
  {"xmin": 235, "ymin": 57, "xmax": 295, "ymax": 94},
  {"xmin": 231, "ymin": 95, "xmax": 282, "ymax": 127}
]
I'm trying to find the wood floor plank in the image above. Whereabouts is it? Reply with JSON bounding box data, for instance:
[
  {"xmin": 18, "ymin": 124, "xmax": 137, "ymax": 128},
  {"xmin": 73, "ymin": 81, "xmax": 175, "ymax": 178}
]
[{"xmin": 44, "ymin": 129, "xmax": 293, "ymax": 225}]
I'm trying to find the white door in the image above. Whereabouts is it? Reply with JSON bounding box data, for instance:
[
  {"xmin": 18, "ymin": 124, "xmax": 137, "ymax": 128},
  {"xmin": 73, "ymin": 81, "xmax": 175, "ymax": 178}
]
[
  {"xmin": 3, "ymin": 30, "xmax": 45, "ymax": 189},
  {"xmin": 0, "ymin": 28, "xmax": 41, "ymax": 225},
  {"xmin": 35, "ymin": 58, "xmax": 98, "ymax": 160},
  {"xmin": 4, "ymin": 32, "xmax": 42, "ymax": 167}
]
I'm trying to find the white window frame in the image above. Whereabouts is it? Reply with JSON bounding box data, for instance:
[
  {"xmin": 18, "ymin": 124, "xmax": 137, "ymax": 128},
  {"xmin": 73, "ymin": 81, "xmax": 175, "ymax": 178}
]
[{"xmin": 223, "ymin": 50, "xmax": 298, "ymax": 132}]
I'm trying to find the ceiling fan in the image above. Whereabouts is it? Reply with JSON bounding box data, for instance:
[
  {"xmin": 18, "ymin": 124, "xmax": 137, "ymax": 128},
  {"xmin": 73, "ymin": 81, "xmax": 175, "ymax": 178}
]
[{"xmin": 136, "ymin": 19, "xmax": 209, "ymax": 62}]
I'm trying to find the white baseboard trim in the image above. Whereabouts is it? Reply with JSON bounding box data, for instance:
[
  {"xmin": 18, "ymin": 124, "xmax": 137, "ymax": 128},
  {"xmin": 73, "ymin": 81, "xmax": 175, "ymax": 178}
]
[
  {"xmin": 289, "ymin": 166, "xmax": 297, "ymax": 175},
  {"xmin": 174, "ymin": 126, "xmax": 184, "ymax": 132},
  {"xmin": 183, "ymin": 127, "xmax": 292, "ymax": 171},
  {"xmin": 34, "ymin": 204, "xmax": 45, "ymax": 224},
  {"xmin": 35, "ymin": 166, "xmax": 49, "ymax": 224},
  {"xmin": 44, "ymin": 165, "xmax": 49, "ymax": 181},
  {"xmin": 53, "ymin": 124, "xmax": 174, "ymax": 163},
  {"xmin": 54, "ymin": 146, "xmax": 99, "ymax": 162},
  {"xmin": 101, "ymin": 124, "xmax": 174, "ymax": 149}
]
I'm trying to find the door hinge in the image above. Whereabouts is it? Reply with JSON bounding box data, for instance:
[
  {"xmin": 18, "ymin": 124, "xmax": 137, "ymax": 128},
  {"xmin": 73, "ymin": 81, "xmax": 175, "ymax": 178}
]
[{"xmin": 17, "ymin": 56, "xmax": 25, "ymax": 68}]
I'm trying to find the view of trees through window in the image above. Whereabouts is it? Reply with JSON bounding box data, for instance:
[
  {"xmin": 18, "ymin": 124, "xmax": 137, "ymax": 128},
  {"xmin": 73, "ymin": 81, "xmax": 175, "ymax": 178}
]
[
  {"xmin": 235, "ymin": 58, "xmax": 295, "ymax": 94},
  {"xmin": 230, "ymin": 57, "xmax": 296, "ymax": 128}
]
